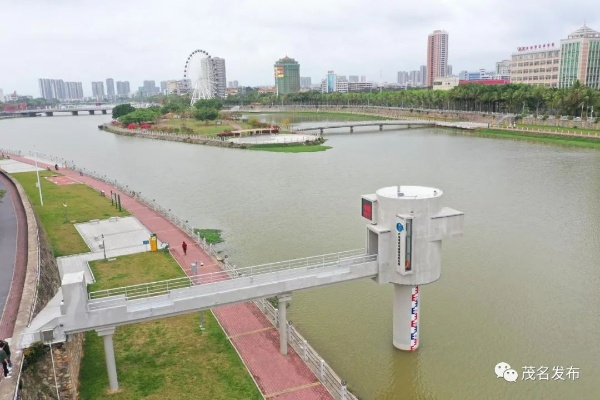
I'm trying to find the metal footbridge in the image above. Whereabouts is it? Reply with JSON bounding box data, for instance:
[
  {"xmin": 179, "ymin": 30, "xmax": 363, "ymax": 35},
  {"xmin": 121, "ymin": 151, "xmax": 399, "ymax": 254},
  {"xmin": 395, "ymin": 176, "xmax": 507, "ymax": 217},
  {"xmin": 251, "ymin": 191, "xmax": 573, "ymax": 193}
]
[
  {"xmin": 292, "ymin": 119, "xmax": 487, "ymax": 134},
  {"xmin": 42, "ymin": 249, "xmax": 378, "ymax": 335}
]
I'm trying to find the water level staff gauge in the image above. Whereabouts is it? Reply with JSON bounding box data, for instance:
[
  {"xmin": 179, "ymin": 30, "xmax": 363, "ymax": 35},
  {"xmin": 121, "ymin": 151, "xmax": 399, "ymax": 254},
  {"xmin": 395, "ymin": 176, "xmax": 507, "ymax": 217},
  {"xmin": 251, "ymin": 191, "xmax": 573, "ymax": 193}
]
[{"xmin": 362, "ymin": 186, "xmax": 464, "ymax": 351}]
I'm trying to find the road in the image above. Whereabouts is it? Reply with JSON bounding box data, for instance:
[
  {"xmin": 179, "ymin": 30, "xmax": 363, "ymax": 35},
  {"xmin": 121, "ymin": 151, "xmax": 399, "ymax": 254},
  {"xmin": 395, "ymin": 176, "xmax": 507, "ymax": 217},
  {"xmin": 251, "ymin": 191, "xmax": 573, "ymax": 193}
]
[{"xmin": 0, "ymin": 174, "xmax": 17, "ymax": 336}]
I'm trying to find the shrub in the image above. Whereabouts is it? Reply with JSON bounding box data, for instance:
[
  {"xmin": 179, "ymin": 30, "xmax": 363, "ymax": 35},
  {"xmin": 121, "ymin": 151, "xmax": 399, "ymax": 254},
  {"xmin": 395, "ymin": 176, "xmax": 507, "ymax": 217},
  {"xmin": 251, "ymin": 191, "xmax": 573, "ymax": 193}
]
[{"xmin": 23, "ymin": 341, "xmax": 47, "ymax": 368}]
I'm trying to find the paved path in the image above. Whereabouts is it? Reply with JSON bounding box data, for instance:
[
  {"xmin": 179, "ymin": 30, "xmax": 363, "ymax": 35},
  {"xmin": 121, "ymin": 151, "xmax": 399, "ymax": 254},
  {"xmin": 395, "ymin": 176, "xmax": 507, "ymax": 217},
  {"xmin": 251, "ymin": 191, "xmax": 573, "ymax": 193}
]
[
  {"xmin": 0, "ymin": 172, "xmax": 28, "ymax": 340},
  {"xmin": 10, "ymin": 156, "xmax": 333, "ymax": 399}
]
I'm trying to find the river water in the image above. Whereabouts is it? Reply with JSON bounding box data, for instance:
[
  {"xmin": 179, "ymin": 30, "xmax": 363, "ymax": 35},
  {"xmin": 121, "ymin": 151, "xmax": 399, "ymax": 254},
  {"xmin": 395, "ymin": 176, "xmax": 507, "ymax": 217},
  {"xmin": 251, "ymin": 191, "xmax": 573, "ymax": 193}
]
[{"xmin": 1, "ymin": 114, "xmax": 599, "ymax": 400}]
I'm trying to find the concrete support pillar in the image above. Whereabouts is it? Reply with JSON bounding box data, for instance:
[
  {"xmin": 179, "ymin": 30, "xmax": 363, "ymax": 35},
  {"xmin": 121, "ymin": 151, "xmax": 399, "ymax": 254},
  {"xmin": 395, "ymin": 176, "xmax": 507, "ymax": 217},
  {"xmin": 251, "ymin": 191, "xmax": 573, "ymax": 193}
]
[
  {"xmin": 319, "ymin": 128, "xmax": 323, "ymax": 135},
  {"xmin": 46, "ymin": 112, "xmax": 54, "ymax": 117},
  {"xmin": 350, "ymin": 126, "xmax": 354, "ymax": 133},
  {"xmin": 71, "ymin": 111, "xmax": 78, "ymax": 116},
  {"xmin": 102, "ymin": 110, "xmax": 107, "ymax": 114},
  {"xmin": 392, "ymin": 285, "xmax": 419, "ymax": 351},
  {"xmin": 97, "ymin": 328, "xmax": 119, "ymax": 391},
  {"xmin": 277, "ymin": 293, "xmax": 292, "ymax": 355},
  {"xmin": 89, "ymin": 110, "xmax": 95, "ymax": 115},
  {"xmin": 379, "ymin": 124, "xmax": 383, "ymax": 131}
]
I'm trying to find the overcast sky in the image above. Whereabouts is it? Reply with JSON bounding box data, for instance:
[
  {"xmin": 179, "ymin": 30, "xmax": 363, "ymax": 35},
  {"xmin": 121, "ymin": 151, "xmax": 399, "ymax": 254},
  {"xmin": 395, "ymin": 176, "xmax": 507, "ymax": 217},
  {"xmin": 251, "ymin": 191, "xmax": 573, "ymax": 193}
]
[{"xmin": 0, "ymin": 0, "xmax": 596, "ymax": 97}]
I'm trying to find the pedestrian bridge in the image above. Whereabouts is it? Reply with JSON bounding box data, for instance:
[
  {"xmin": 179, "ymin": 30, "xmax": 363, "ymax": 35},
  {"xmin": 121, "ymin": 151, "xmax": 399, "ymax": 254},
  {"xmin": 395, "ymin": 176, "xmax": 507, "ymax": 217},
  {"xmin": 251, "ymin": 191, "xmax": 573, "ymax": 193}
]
[
  {"xmin": 24, "ymin": 249, "xmax": 377, "ymax": 340},
  {"xmin": 10, "ymin": 106, "xmax": 113, "ymax": 117},
  {"xmin": 292, "ymin": 120, "xmax": 488, "ymax": 134}
]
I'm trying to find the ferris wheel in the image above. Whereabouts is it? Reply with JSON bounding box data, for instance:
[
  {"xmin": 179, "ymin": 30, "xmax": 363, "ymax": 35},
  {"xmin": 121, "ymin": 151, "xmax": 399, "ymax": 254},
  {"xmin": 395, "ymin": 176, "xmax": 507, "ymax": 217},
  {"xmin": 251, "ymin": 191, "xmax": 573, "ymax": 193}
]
[{"xmin": 183, "ymin": 49, "xmax": 218, "ymax": 106}]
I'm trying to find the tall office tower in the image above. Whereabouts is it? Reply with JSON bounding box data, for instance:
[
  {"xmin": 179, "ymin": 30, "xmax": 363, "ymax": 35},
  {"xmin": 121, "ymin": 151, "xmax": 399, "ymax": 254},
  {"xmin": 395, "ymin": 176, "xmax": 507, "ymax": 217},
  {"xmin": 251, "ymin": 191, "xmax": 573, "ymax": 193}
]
[
  {"xmin": 160, "ymin": 81, "xmax": 167, "ymax": 93},
  {"xmin": 143, "ymin": 80, "xmax": 158, "ymax": 96},
  {"xmin": 206, "ymin": 57, "xmax": 227, "ymax": 97},
  {"xmin": 300, "ymin": 77, "xmax": 312, "ymax": 88},
  {"xmin": 106, "ymin": 78, "xmax": 115, "ymax": 99},
  {"xmin": 0, "ymin": 89, "xmax": 4, "ymax": 102},
  {"xmin": 419, "ymin": 66, "xmax": 427, "ymax": 86},
  {"xmin": 64, "ymin": 82, "xmax": 83, "ymax": 100},
  {"xmin": 232, "ymin": 80, "xmax": 238, "ymax": 88},
  {"xmin": 116, "ymin": 81, "xmax": 131, "ymax": 97},
  {"xmin": 426, "ymin": 30, "xmax": 449, "ymax": 86},
  {"xmin": 495, "ymin": 60, "xmax": 511, "ymax": 79},
  {"xmin": 349, "ymin": 75, "xmax": 359, "ymax": 83},
  {"xmin": 397, "ymin": 71, "xmax": 408, "ymax": 85},
  {"xmin": 559, "ymin": 24, "xmax": 600, "ymax": 89},
  {"xmin": 274, "ymin": 56, "xmax": 301, "ymax": 95},
  {"xmin": 360, "ymin": 75, "xmax": 366, "ymax": 82},
  {"xmin": 91, "ymin": 81, "xmax": 105, "ymax": 99},
  {"xmin": 446, "ymin": 65, "xmax": 453, "ymax": 76}
]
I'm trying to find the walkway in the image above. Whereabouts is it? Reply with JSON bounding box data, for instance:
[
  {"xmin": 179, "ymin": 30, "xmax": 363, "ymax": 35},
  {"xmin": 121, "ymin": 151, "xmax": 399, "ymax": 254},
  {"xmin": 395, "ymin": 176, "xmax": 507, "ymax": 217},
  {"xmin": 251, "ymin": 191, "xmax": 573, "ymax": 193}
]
[
  {"xmin": 0, "ymin": 172, "xmax": 27, "ymax": 339},
  {"xmin": 10, "ymin": 155, "xmax": 333, "ymax": 399}
]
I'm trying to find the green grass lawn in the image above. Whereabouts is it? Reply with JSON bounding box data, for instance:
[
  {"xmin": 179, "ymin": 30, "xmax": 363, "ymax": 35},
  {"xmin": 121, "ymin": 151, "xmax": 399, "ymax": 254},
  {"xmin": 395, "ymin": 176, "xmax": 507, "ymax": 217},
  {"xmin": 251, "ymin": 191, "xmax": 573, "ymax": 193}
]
[
  {"xmin": 250, "ymin": 144, "xmax": 332, "ymax": 152},
  {"xmin": 155, "ymin": 119, "xmax": 238, "ymax": 136},
  {"xmin": 11, "ymin": 171, "xmax": 129, "ymax": 256},
  {"xmin": 87, "ymin": 252, "xmax": 184, "ymax": 293},
  {"xmin": 516, "ymin": 123, "xmax": 600, "ymax": 133},
  {"xmin": 475, "ymin": 129, "xmax": 600, "ymax": 149},
  {"xmin": 81, "ymin": 252, "xmax": 261, "ymax": 399},
  {"xmin": 253, "ymin": 111, "xmax": 388, "ymax": 121},
  {"xmin": 79, "ymin": 313, "xmax": 261, "ymax": 400}
]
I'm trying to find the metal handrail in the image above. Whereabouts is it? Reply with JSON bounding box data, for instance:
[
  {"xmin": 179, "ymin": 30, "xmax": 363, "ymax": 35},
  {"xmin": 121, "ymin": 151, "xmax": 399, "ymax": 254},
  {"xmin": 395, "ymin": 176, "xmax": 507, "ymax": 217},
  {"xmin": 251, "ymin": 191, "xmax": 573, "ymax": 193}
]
[{"xmin": 88, "ymin": 249, "xmax": 370, "ymax": 301}]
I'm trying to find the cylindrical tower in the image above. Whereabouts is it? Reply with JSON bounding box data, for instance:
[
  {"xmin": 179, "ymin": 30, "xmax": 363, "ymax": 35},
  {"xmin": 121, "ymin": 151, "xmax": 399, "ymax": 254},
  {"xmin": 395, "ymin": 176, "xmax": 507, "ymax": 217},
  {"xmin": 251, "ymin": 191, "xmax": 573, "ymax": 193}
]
[{"xmin": 362, "ymin": 186, "xmax": 463, "ymax": 351}]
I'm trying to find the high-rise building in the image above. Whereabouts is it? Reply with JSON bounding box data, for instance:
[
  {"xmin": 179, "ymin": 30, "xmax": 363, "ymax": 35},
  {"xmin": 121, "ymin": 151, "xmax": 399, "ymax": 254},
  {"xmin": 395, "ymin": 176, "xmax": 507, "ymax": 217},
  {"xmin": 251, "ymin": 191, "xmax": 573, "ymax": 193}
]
[
  {"xmin": 116, "ymin": 81, "xmax": 130, "ymax": 97},
  {"xmin": 274, "ymin": 56, "xmax": 301, "ymax": 95},
  {"xmin": 559, "ymin": 24, "xmax": 600, "ymax": 89},
  {"xmin": 91, "ymin": 81, "xmax": 105, "ymax": 99},
  {"xmin": 65, "ymin": 82, "xmax": 83, "ymax": 100},
  {"xmin": 419, "ymin": 66, "xmax": 427, "ymax": 86},
  {"xmin": 495, "ymin": 60, "xmax": 511, "ymax": 79},
  {"xmin": 0, "ymin": 89, "xmax": 4, "ymax": 102},
  {"xmin": 446, "ymin": 65, "xmax": 453, "ymax": 76},
  {"xmin": 143, "ymin": 80, "xmax": 158, "ymax": 96},
  {"xmin": 209, "ymin": 57, "xmax": 227, "ymax": 97},
  {"xmin": 38, "ymin": 78, "xmax": 74, "ymax": 100},
  {"xmin": 300, "ymin": 77, "xmax": 312, "ymax": 88},
  {"xmin": 426, "ymin": 30, "xmax": 449, "ymax": 86},
  {"xmin": 397, "ymin": 71, "xmax": 408, "ymax": 85},
  {"xmin": 510, "ymin": 43, "xmax": 560, "ymax": 87},
  {"xmin": 349, "ymin": 75, "xmax": 359, "ymax": 83},
  {"xmin": 360, "ymin": 75, "xmax": 366, "ymax": 82},
  {"xmin": 106, "ymin": 78, "xmax": 115, "ymax": 99},
  {"xmin": 160, "ymin": 81, "xmax": 167, "ymax": 94}
]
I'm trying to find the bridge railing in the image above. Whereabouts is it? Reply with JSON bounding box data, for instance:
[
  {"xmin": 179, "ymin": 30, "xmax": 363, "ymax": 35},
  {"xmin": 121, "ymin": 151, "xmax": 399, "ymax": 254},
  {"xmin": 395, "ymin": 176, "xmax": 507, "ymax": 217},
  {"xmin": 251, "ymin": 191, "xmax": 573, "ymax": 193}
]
[
  {"xmin": 88, "ymin": 249, "xmax": 372, "ymax": 301},
  {"xmin": 254, "ymin": 298, "xmax": 358, "ymax": 400}
]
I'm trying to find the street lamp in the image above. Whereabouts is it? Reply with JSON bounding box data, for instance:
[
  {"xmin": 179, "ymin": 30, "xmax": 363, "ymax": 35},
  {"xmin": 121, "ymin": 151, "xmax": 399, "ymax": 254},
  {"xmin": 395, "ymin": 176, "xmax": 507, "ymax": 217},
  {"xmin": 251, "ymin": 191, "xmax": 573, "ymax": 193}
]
[
  {"xmin": 102, "ymin": 234, "xmax": 107, "ymax": 261},
  {"xmin": 34, "ymin": 148, "xmax": 44, "ymax": 206},
  {"xmin": 63, "ymin": 203, "xmax": 68, "ymax": 222}
]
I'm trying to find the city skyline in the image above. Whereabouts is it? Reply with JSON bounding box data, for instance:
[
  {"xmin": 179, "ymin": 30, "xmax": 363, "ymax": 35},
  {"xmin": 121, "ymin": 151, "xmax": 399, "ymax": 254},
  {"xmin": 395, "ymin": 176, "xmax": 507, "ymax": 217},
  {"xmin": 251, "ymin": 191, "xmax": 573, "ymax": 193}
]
[{"xmin": 0, "ymin": 1, "xmax": 597, "ymax": 97}]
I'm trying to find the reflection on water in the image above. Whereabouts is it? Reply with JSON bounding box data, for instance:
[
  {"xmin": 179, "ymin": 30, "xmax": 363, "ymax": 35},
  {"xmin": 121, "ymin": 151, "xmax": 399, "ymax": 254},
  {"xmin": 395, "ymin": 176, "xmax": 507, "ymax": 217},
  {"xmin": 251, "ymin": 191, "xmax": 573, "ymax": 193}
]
[{"xmin": 1, "ymin": 115, "xmax": 599, "ymax": 399}]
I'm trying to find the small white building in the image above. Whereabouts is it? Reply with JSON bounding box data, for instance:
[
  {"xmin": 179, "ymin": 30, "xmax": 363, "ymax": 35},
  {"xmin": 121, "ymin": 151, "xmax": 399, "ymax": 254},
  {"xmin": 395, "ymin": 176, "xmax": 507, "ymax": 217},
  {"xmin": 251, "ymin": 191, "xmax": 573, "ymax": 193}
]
[{"xmin": 432, "ymin": 76, "xmax": 459, "ymax": 90}]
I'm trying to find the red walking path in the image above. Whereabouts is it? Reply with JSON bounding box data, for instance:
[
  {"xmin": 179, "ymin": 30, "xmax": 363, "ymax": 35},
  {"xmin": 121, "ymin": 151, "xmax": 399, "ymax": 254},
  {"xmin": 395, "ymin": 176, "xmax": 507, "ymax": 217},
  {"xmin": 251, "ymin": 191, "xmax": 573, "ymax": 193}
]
[{"xmin": 11, "ymin": 155, "xmax": 333, "ymax": 400}]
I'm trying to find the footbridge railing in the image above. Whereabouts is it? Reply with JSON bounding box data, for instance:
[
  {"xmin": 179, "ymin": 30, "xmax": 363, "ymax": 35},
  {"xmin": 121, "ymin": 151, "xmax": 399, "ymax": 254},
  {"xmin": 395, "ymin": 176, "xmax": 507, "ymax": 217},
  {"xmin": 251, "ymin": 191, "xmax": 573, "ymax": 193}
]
[{"xmin": 88, "ymin": 249, "xmax": 371, "ymax": 302}]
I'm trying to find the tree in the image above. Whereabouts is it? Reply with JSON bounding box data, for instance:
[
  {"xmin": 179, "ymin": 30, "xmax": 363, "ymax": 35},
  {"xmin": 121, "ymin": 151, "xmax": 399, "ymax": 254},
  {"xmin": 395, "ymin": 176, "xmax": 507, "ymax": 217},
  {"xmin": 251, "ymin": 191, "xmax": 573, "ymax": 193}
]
[
  {"xmin": 193, "ymin": 107, "xmax": 219, "ymax": 121},
  {"xmin": 193, "ymin": 99, "xmax": 223, "ymax": 110},
  {"xmin": 112, "ymin": 104, "xmax": 135, "ymax": 119},
  {"xmin": 119, "ymin": 109, "xmax": 159, "ymax": 124},
  {"xmin": 0, "ymin": 189, "xmax": 5, "ymax": 203}
]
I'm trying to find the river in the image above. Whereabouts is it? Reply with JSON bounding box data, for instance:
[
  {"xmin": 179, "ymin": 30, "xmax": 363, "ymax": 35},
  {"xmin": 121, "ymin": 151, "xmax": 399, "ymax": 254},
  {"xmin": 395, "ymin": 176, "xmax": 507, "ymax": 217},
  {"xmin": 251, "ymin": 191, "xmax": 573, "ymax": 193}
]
[{"xmin": 1, "ymin": 114, "xmax": 599, "ymax": 400}]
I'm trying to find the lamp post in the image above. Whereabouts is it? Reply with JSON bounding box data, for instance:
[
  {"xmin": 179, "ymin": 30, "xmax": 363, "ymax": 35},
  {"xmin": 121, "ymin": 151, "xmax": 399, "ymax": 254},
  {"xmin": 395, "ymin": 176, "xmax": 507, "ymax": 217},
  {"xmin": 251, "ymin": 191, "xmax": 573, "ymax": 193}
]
[
  {"xmin": 102, "ymin": 234, "xmax": 107, "ymax": 261},
  {"xmin": 34, "ymin": 149, "xmax": 44, "ymax": 206},
  {"xmin": 63, "ymin": 203, "xmax": 68, "ymax": 222}
]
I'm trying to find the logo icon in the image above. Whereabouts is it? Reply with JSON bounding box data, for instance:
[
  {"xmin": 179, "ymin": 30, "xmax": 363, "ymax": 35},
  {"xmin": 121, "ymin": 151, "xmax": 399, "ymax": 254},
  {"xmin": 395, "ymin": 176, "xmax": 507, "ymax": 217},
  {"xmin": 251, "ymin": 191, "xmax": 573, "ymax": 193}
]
[
  {"xmin": 396, "ymin": 223, "xmax": 404, "ymax": 232},
  {"xmin": 495, "ymin": 362, "xmax": 518, "ymax": 382}
]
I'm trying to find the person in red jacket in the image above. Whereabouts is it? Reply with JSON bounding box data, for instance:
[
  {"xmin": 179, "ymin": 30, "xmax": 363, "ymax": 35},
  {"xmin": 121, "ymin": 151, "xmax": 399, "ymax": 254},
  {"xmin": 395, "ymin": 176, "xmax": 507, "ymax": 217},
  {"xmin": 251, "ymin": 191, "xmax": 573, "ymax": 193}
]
[{"xmin": 182, "ymin": 241, "xmax": 188, "ymax": 255}]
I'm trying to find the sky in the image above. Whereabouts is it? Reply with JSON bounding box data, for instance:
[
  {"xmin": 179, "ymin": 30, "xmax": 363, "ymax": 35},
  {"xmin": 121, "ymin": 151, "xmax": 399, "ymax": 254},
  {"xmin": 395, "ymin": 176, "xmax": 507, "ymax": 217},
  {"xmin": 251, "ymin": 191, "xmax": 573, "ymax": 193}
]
[{"xmin": 0, "ymin": 0, "xmax": 596, "ymax": 97}]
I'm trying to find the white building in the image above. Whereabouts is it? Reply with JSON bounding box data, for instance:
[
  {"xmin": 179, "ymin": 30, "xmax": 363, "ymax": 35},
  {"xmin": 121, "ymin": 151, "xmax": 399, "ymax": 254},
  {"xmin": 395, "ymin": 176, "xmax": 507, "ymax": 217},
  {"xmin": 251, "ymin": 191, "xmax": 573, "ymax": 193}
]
[
  {"xmin": 432, "ymin": 76, "xmax": 459, "ymax": 90},
  {"xmin": 495, "ymin": 60, "xmax": 511, "ymax": 80}
]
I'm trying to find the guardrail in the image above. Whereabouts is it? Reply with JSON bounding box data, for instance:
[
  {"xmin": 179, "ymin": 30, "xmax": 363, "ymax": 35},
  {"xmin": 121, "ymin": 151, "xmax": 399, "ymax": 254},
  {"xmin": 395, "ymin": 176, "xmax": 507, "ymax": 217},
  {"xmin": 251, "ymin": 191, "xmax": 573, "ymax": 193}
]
[
  {"xmin": 255, "ymin": 298, "xmax": 358, "ymax": 400},
  {"xmin": 88, "ymin": 249, "xmax": 370, "ymax": 301}
]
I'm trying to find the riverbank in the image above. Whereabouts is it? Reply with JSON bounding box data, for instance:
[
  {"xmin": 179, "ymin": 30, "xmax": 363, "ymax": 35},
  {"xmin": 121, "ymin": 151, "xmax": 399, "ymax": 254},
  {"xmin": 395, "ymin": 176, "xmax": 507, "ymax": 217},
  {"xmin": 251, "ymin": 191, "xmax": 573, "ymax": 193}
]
[
  {"xmin": 475, "ymin": 128, "xmax": 600, "ymax": 148},
  {"xmin": 99, "ymin": 123, "xmax": 327, "ymax": 153}
]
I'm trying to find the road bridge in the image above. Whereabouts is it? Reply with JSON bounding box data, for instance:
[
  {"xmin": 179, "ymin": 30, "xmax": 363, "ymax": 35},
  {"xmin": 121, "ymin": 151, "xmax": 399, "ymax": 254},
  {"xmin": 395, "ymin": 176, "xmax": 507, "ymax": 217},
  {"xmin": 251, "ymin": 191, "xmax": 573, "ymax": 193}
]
[{"xmin": 9, "ymin": 106, "xmax": 113, "ymax": 117}]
